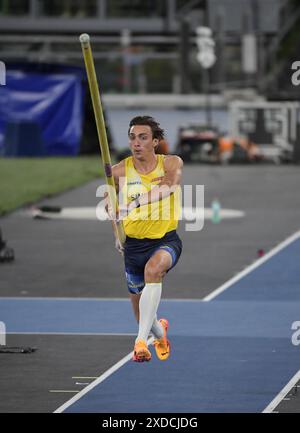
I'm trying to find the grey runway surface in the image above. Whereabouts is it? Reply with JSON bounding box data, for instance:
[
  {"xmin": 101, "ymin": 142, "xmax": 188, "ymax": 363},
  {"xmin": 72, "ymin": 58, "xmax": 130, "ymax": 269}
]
[
  {"xmin": 0, "ymin": 334, "xmax": 133, "ymax": 413},
  {"xmin": 1, "ymin": 164, "xmax": 300, "ymax": 412}
]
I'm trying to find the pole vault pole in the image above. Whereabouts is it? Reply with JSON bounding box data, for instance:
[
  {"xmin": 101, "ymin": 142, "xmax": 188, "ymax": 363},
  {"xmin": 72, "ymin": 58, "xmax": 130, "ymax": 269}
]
[{"xmin": 79, "ymin": 33, "xmax": 126, "ymax": 245}]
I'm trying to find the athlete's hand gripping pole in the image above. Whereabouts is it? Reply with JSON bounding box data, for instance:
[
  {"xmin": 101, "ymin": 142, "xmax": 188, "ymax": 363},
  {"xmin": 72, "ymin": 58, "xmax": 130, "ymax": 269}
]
[{"xmin": 79, "ymin": 33, "xmax": 126, "ymax": 246}]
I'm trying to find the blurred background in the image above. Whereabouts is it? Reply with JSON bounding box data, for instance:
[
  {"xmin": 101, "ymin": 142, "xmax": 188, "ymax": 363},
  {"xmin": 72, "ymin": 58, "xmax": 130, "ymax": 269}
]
[
  {"xmin": 1, "ymin": 0, "xmax": 300, "ymax": 163},
  {"xmin": 1, "ymin": 2, "xmax": 300, "ymax": 413},
  {"xmin": 1, "ymin": 0, "xmax": 300, "ymax": 219}
]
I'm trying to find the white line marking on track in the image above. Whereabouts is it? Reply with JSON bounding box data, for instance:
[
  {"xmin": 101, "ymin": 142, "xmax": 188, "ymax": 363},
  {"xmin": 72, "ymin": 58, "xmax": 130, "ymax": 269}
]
[
  {"xmin": 52, "ymin": 229, "xmax": 300, "ymax": 413},
  {"xmin": 53, "ymin": 336, "xmax": 154, "ymax": 413},
  {"xmin": 27, "ymin": 206, "xmax": 245, "ymax": 221},
  {"xmin": 0, "ymin": 296, "xmax": 207, "ymax": 302},
  {"xmin": 54, "ymin": 352, "xmax": 133, "ymax": 412},
  {"xmin": 203, "ymin": 230, "xmax": 300, "ymax": 301},
  {"xmin": 0, "ymin": 297, "xmax": 130, "ymax": 301},
  {"xmin": 262, "ymin": 370, "xmax": 300, "ymax": 413},
  {"xmin": 72, "ymin": 377, "xmax": 98, "ymax": 379},
  {"xmin": 6, "ymin": 332, "xmax": 136, "ymax": 336}
]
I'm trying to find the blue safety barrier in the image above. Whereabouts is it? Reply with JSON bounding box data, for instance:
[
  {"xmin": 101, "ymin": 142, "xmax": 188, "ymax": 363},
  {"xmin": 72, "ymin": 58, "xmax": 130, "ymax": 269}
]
[{"xmin": 0, "ymin": 66, "xmax": 85, "ymax": 156}]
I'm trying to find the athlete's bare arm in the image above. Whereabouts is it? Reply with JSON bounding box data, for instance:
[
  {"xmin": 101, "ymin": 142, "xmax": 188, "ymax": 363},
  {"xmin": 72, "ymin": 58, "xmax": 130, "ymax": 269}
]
[
  {"xmin": 104, "ymin": 160, "xmax": 125, "ymax": 212},
  {"xmin": 158, "ymin": 155, "xmax": 183, "ymax": 189},
  {"xmin": 111, "ymin": 160, "xmax": 126, "ymax": 194},
  {"xmin": 128, "ymin": 155, "xmax": 183, "ymax": 211},
  {"xmin": 103, "ymin": 160, "xmax": 126, "ymax": 254}
]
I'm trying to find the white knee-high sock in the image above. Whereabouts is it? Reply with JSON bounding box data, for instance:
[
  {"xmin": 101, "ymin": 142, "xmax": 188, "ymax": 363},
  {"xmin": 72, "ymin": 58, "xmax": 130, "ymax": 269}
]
[
  {"xmin": 136, "ymin": 282, "xmax": 162, "ymax": 343},
  {"xmin": 150, "ymin": 315, "xmax": 164, "ymax": 339}
]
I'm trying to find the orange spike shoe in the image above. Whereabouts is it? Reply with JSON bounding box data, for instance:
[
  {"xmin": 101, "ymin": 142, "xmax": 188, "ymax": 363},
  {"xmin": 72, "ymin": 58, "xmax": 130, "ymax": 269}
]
[
  {"xmin": 153, "ymin": 319, "xmax": 170, "ymax": 361},
  {"xmin": 133, "ymin": 339, "xmax": 152, "ymax": 362}
]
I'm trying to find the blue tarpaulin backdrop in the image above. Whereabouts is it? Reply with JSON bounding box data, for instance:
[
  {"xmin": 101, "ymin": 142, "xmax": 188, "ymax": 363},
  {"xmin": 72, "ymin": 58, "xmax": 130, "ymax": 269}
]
[{"xmin": 0, "ymin": 66, "xmax": 85, "ymax": 156}]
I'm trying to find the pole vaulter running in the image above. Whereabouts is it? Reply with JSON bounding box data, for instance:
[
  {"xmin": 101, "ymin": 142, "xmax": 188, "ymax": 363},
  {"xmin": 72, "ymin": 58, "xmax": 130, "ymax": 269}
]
[{"xmin": 79, "ymin": 34, "xmax": 183, "ymax": 363}]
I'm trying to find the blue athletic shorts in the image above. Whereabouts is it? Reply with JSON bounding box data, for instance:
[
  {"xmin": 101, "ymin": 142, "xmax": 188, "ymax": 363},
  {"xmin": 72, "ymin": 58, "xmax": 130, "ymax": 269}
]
[{"xmin": 124, "ymin": 230, "xmax": 182, "ymax": 294}]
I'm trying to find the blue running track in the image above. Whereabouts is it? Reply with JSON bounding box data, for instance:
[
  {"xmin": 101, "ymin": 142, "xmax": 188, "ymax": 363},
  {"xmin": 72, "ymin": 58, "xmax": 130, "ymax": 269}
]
[{"xmin": 1, "ymin": 234, "xmax": 300, "ymax": 412}]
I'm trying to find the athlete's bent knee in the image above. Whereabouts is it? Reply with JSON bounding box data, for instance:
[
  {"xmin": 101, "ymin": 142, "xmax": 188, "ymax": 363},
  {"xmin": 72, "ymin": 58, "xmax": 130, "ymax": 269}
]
[{"xmin": 144, "ymin": 264, "xmax": 165, "ymax": 282}]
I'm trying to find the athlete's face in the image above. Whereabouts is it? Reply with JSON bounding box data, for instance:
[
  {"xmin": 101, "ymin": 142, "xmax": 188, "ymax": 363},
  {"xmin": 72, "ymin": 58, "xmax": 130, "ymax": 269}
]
[{"xmin": 128, "ymin": 125, "xmax": 158, "ymax": 160}]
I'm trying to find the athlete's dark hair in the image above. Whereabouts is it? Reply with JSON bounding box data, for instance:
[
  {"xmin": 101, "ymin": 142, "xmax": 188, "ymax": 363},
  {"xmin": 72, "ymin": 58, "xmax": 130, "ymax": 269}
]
[{"xmin": 128, "ymin": 116, "xmax": 165, "ymax": 140}]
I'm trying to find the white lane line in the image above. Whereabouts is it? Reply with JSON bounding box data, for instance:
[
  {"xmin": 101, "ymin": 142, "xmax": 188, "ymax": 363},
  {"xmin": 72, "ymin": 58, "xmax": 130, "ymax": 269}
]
[
  {"xmin": 5, "ymin": 332, "xmax": 136, "ymax": 336},
  {"xmin": 52, "ymin": 229, "xmax": 300, "ymax": 413},
  {"xmin": 27, "ymin": 206, "xmax": 245, "ymax": 221},
  {"xmin": 0, "ymin": 296, "xmax": 207, "ymax": 302},
  {"xmin": 205, "ymin": 230, "xmax": 300, "ymax": 411},
  {"xmin": 72, "ymin": 377, "xmax": 98, "ymax": 380},
  {"xmin": 262, "ymin": 370, "xmax": 300, "ymax": 413},
  {"xmin": 203, "ymin": 230, "xmax": 300, "ymax": 301},
  {"xmin": 54, "ymin": 336, "xmax": 154, "ymax": 413},
  {"xmin": 54, "ymin": 352, "xmax": 133, "ymax": 413},
  {"xmin": 0, "ymin": 297, "xmax": 130, "ymax": 301}
]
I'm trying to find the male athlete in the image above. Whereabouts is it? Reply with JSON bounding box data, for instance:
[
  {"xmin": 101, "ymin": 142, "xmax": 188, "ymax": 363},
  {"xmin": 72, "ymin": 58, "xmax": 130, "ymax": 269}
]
[{"xmin": 107, "ymin": 116, "xmax": 183, "ymax": 362}]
